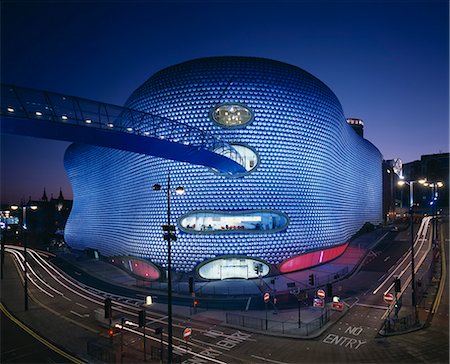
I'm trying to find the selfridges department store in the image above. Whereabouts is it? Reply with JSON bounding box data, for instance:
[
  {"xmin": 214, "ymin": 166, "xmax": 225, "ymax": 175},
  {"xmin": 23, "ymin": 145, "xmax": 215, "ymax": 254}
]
[{"xmin": 64, "ymin": 57, "xmax": 382, "ymax": 280}]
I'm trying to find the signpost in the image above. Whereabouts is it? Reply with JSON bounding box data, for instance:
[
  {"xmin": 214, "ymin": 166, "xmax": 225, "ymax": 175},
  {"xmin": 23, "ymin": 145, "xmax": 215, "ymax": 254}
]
[
  {"xmin": 290, "ymin": 288, "xmax": 307, "ymax": 328},
  {"xmin": 384, "ymin": 292, "xmax": 395, "ymax": 330},
  {"xmin": 183, "ymin": 327, "xmax": 192, "ymax": 357},
  {"xmin": 317, "ymin": 289, "xmax": 326, "ymax": 300},
  {"xmin": 183, "ymin": 327, "xmax": 192, "ymax": 340},
  {"xmin": 263, "ymin": 292, "xmax": 270, "ymax": 330},
  {"xmin": 331, "ymin": 301, "xmax": 344, "ymax": 311},
  {"xmin": 383, "ymin": 293, "xmax": 395, "ymax": 304},
  {"xmin": 313, "ymin": 298, "xmax": 325, "ymax": 308}
]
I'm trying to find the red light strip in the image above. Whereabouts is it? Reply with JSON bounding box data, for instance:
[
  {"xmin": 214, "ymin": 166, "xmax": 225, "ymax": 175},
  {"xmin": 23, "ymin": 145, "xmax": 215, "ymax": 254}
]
[{"xmin": 279, "ymin": 242, "xmax": 349, "ymax": 273}]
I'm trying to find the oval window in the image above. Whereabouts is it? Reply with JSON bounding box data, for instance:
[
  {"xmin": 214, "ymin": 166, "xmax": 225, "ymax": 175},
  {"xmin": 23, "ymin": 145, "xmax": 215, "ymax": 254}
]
[
  {"xmin": 213, "ymin": 143, "xmax": 259, "ymax": 175},
  {"xmin": 178, "ymin": 210, "xmax": 289, "ymax": 234},
  {"xmin": 198, "ymin": 256, "xmax": 270, "ymax": 280},
  {"xmin": 211, "ymin": 103, "xmax": 253, "ymax": 128}
]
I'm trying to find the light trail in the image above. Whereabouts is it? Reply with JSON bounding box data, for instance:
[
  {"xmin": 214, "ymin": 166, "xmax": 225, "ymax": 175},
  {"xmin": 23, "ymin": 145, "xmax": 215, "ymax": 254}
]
[{"xmin": 372, "ymin": 216, "xmax": 432, "ymax": 295}]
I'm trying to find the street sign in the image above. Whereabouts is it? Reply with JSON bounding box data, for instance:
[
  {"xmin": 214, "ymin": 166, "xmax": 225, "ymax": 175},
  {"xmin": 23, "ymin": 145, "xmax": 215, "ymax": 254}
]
[
  {"xmin": 317, "ymin": 289, "xmax": 326, "ymax": 299},
  {"xmin": 313, "ymin": 298, "xmax": 324, "ymax": 308},
  {"xmin": 183, "ymin": 327, "xmax": 192, "ymax": 340},
  {"xmin": 263, "ymin": 292, "xmax": 270, "ymax": 303},
  {"xmin": 383, "ymin": 292, "xmax": 395, "ymax": 304},
  {"xmin": 331, "ymin": 301, "xmax": 344, "ymax": 311}
]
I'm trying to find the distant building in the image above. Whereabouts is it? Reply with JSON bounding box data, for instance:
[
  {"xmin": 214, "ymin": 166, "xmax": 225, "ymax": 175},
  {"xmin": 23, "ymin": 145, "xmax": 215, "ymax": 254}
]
[
  {"xmin": 346, "ymin": 118, "xmax": 364, "ymax": 138},
  {"xmin": 6, "ymin": 189, "xmax": 73, "ymax": 246},
  {"xmin": 383, "ymin": 159, "xmax": 402, "ymax": 222},
  {"xmin": 401, "ymin": 153, "xmax": 449, "ymax": 210}
]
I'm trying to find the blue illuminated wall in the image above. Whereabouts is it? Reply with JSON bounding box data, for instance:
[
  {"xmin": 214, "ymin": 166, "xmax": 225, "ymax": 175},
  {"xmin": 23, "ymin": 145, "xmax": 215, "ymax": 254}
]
[{"xmin": 64, "ymin": 57, "xmax": 382, "ymax": 272}]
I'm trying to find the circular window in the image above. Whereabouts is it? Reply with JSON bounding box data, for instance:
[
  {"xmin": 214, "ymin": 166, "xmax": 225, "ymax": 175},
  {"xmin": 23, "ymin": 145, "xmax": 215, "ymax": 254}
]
[{"xmin": 211, "ymin": 103, "xmax": 253, "ymax": 128}]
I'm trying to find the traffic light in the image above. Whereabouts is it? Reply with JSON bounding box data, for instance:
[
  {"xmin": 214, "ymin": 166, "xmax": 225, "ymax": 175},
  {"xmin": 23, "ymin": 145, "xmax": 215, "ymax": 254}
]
[
  {"xmin": 326, "ymin": 283, "xmax": 332, "ymax": 297},
  {"xmin": 108, "ymin": 328, "xmax": 114, "ymax": 338},
  {"xmin": 138, "ymin": 309, "xmax": 145, "ymax": 327},
  {"xmin": 104, "ymin": 298, "xmax": 112, "ymax": 319},
  {"xmin": 193, "ymin": 299, "xmax": 198, "ymax": 307},
  {"xmin": 189, "ymin": 276, "xmax": 194, "ymax": 293},
  {"xmin": 394, "ymin": 278, "xmax": 401, "ymax": 293},
  {"xmin": 308, "ymin": 274, "xmax": 315, "ymax": 286}
]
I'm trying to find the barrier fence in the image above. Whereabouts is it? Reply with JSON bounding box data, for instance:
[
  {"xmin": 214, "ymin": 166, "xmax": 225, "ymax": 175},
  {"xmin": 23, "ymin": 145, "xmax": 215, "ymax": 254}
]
[{"xmin": 226, "ymin": 307, "xmax": 330, "ymax": 336}]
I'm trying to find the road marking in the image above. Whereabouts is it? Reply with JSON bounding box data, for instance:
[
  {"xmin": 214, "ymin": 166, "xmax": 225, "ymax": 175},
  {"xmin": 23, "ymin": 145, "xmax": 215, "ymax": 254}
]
[
  {"xmin": 322, "ymin": 334, "xmax": 367, "ymax": 349},
  {"xmin": 383, "ymin": 256, "xmax": 390, "ymax": 262},
  {"xmin": 356, "ymin": 303, "xmax": 387, "ymax": 310},
  {"xmin": 373, "ymin": 217, "xmax": 432, "ymax": 295},
  {"xmin": 145, "ymin": 315, "xmax": 168, "ymax": 325},
  {"xmin": 62, "ymin": 296, "xmax": 72, "ymax": 302},
  {"xmin": 69, "ymin": 310, "xmax": 87, "ymax": 318},
  {"xmin": 251, "ymin": 355, "xmax": 289, "ymax": 364},
  {"xmin": 75, "ymin": 302, "xmax": 87, "ymax": 309},
  {"xmin": 0, "ymin": 303, "xmax": 84, "ymax": 364}
]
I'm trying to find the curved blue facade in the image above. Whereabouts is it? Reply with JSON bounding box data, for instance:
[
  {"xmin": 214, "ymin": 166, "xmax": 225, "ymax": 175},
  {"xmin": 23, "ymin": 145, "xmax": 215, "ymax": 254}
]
[{"xmin": 64, "ymin": 57, "xmax": 382, "ymax": 273}]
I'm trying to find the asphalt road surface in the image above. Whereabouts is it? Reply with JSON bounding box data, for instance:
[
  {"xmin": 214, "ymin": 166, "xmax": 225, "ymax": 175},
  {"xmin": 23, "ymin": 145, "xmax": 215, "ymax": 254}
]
[{"xmin": 1, "ymin": 217, "xmax": 448, "ymax": 363}]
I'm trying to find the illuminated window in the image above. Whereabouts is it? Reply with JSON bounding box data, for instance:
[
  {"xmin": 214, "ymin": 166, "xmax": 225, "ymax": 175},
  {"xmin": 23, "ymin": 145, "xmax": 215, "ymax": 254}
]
[
  {"xmin": 213, "ymin": 143, "xmax": 259, "ymax": 175},
  {"xmin": 198, "ymin": 257, "xmax": 270, "ymax": 280},
  {"xmin": 211, "ymin": 103, "xmax": 253, "ymax": 127},
  {"xmin": 178, "ymin": 210, "xmax": 289, "ymax": 234}
]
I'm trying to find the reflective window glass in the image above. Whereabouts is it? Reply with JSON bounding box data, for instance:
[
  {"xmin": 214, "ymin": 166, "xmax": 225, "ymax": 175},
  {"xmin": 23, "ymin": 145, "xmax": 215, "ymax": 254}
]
[
  {"xmin": 211, "ymin": 104, "xmax": 252, "ymax": 127},
  {"xmin": 178, "ymin": 210, "xmax": 289, "ymax": 233}
]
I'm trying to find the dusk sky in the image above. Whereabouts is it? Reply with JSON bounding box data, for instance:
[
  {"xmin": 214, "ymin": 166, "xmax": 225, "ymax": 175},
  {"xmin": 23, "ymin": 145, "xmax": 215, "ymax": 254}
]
[{"xmin": 1, "ymin": 0, "xmax": 448, "ymax": 204}]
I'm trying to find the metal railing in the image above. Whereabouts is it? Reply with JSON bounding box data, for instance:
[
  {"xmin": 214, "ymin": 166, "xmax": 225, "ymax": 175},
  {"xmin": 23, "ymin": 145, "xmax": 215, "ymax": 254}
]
[
  {"xmin": 382, "ymin": 313, "xmax": 419, "ymax": 333},
  {"xmin": 225, "ymin": 307, "xmax": 330, "ymax": 336},
  {"xmin": 0, "ymin": 83, "xmax": 244, "ymax": 167}
]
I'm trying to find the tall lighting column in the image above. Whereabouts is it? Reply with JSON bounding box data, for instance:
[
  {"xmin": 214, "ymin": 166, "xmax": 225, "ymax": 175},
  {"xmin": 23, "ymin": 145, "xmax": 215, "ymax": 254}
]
[
  {"xmin": 11, "ymin": 204, "xmax": 37, "ymax": 311},
  {"xmin": 397, "ymin": 178, "xmax": 426, "ymax": 323},
  {"xmin": 423, "ymin": 181, "xmax": 444, "ymax": 242},
  {"xmin": 153, "ymin": 171, "xmax": 184, "ymax": 363}
]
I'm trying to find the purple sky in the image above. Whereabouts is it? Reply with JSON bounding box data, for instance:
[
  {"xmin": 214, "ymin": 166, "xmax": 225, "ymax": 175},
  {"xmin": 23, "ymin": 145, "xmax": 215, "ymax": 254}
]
[{"xmin": 1, "ymin": 0, "xmax": 448, "ymax": 204}]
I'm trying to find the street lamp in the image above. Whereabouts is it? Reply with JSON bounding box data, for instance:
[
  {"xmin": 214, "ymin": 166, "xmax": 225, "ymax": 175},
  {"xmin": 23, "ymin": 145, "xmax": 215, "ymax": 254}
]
[
  {"xmin": 0, "ymin": 210, "xmax": 11, "ymax": 280},
  {"xmin": 397, "ymin": 178, "xmax": 426, "ymax": 324},
  {"xmin": 153, "ymin": 170, "xmax": 185, "ymax": 364},
  {"xmin": 423, "ymin": 181, "xmax": 444, "ymax": 242},
  {"xmin": 10, "ymin": 204, "xmax": 37, "ymax": 311}
]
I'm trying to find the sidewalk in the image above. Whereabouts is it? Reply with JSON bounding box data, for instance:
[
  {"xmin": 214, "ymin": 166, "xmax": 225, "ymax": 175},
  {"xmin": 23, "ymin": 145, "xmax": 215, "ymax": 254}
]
[
  {"xmin": 49, "ymin": 226, "xmax": 389, "ymax": 339},
  {"xmin": 56, "ymin": 227, "xmax": 389, "ymax": 302}
]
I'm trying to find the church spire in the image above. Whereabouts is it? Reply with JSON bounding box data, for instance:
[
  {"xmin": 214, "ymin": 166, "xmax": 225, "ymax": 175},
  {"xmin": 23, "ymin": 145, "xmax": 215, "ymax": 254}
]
[
  {"xmin": 41, "ymin": 188, "xmax": 48, "ymax": 202},
  {"xmin": 58, "ymin": 188, "xmax": 64, "ymax": 200}
]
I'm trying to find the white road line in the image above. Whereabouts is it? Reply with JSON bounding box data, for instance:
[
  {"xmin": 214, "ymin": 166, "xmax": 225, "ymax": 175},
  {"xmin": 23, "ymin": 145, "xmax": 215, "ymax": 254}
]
[
  {"xmin": 75, "ymin": 302, "xmax": 88, "ymax": 309},
  {"xmin": 356, "ymin": 303, "xmax": 387, "ymax": 310},
  {"xmin": 251, "ymin": 355, "xmax": 290, "ymax": 364},
  {"xmin": 383, "ymin": 256, "xmax": 390, "ymax": 262},
  {"xmin": 70, "ymin": 310, "xmax": 86, "ymax": 318},
  {"xmin": 373, "ymin": 217, "xmax": 432, "ymax": 295},
  {"xmin": 62, "ymin": 296, "xmax": 72, "ymax": 301},
  {"xmin": 145, "ymin": 315, "xmax": 168, "ymax": 325},
  {"xmin": 118, "ymin": 325, "xmax": 228, "ymax": 364}
]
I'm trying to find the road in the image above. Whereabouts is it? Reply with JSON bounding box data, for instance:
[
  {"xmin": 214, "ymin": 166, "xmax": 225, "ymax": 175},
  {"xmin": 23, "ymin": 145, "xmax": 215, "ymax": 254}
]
[
  {"xmin": 1, "ymin": 307, "xmax": 79, "ymax": 363},
  {"xmin": 1, "ymin": 216, "xmax": 448, "ymax": 363}
]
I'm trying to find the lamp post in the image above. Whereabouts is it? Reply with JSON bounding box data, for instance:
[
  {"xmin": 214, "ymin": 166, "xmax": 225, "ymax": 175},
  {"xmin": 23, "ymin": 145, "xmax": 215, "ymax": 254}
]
[
  {"xmin": 423, "ymin": 181, "xmax": 444, "ymax": 242},
  {"xmin": 397, "ymin": 178, "xmax": 426, "ymax": 323},
  {"xmin": 0, "ymin": 211, "xmax": 10, "ymax": 280},
  {"xmin": 153, "ymin": 170, "xmax": 185, "ymax": 364},
  {"xmin": 10, "ymin": 204, "xmax": 38, "ymax": 311}
]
